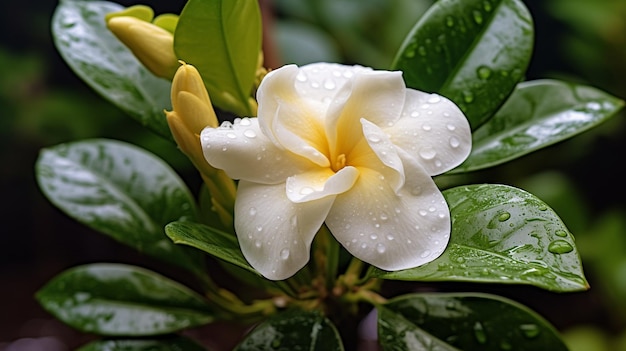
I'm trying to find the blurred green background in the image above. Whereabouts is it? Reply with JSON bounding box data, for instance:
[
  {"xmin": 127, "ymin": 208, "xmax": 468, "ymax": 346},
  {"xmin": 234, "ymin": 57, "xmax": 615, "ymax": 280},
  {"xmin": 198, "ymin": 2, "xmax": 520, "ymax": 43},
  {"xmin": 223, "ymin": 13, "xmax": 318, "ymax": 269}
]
[{"xmin": 1, "ymin": 0, "xmax": 624, "ymax": 350}]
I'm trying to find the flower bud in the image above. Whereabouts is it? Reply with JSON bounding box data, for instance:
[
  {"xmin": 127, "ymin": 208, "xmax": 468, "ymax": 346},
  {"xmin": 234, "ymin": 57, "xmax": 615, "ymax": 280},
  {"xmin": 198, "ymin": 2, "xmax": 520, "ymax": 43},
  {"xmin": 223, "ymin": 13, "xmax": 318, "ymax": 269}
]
[
  {"xmin": 170, "ymin": 62, "xmax": 219, "ymax": 131},
  {"xmin": 106, "ymin": 15, "xmax": 178, "ymax": 79}
]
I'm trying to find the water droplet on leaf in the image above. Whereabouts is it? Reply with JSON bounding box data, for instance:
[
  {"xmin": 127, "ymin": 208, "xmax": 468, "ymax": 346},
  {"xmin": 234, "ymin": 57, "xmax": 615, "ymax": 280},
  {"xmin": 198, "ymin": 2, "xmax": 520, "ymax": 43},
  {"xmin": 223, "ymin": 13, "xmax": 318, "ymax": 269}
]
[{"xmin": 548, "ymin": 240, "xmax": 573, "ymax": 254}]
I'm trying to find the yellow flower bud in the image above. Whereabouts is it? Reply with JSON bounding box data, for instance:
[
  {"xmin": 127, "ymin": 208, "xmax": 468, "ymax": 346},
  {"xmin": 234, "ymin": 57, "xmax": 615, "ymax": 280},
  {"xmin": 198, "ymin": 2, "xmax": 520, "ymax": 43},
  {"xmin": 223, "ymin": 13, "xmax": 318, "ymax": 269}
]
[
  {"xmin": 106, "ymin": 16, "xmax": 179, "ymax": 79},
  {"xmin": 170, "ymin": 63, "xmax": 219, "ymax": 131}
]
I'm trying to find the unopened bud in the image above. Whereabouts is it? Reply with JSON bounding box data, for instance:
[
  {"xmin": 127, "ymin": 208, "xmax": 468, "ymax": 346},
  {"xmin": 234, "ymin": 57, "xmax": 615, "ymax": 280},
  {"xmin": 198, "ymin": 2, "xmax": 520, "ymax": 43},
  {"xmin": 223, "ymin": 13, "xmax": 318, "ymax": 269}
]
[{"xmin": 106, "ymin": 15, "xmax": 178, "ymax": 79}]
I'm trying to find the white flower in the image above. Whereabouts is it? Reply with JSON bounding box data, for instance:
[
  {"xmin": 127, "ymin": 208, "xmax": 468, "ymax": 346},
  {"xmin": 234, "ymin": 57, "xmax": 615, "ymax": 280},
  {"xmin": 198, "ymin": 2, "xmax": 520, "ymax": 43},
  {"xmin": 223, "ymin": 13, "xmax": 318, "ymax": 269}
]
[{"xmin": 200, "ymin": 63, "xmax": 471, "ymax": 280}]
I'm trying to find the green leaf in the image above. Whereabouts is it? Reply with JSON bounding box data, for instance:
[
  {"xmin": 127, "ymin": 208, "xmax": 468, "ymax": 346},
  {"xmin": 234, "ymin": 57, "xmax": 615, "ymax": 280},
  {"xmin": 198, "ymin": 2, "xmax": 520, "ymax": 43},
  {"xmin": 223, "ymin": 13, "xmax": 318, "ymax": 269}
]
[
  {"xmin": 372, "ymin": 184, "xmax": 588, "ymax": 292},
  {"xmin": 35, "ymin": 139, "xmax": 205, "ymax": 276},
  {"xmin": 36, "ymin": 263, "xmax": 214, "ymax": 336},
  {"xmin": 165, "ymin": 221, "xmax": 257, "ymax": 276},
  {"xmin": 391, "ymin": 0, "xmax": 534, "ymax": 128},
  {"xmin": 234, "ymin": 310, "xmax": 344, "ymax": 350},
  {"xmin": 77, "ymin": 336, "xmax": 207, "ymax": 351},
  {"xmin": 51, "ymin": 0, "xmax": 173, "ymax": 139},
  {"xmin": 378, "ymin": 293, "xmax": 568, "ymax": 351},
  {"xmin": 174, "ymin": 0, "xmax": 261, "ymax": 117},
  {"xmin": 453, "ymin": 79, "xmax": 625, "ymax": 173}
]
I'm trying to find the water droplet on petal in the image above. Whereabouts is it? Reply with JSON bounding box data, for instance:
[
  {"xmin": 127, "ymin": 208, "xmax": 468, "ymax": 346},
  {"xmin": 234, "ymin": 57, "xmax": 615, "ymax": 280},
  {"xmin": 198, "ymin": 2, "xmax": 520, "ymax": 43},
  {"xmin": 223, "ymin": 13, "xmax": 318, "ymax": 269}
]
[
  {"xmin": 548, "ymin": 240, "xmax": 573, "ymax": 254},
  {"xmin": 256, "ymin": 225, "xmax": 263, "ymax": 232},
  {"xmin": 427, "ymin": 95, "xmax": 441, "ymax": 104},
  {"xmin": 386, "ymin": 234, "xmax": 395, "ymax": 241},
  {"xmin": 367, "ymin": 134, "xmax": 381, "ymax": 143},
  {"xmin": 449, "ymin": 136, "xmax": 460, "ymax": 148},
  {"xmin": 280, "ymin": 248, "xmax": 290, "ymax": 260},
  {"xmin": 244, "ymin": 129, "xmax": 257, "ymax": 138},
  {"xmin": 255, "ymin": 240, "xmax": 262, "ymax": 248},
  {"xmin": 226, "ymin": 132, "xmax": 237, "ymax": 139},
  {"xmin": 370, "ymin": 234, "xmax": 378, "ymax": 240},
  {"xmin": 410, "ymin": 111, "xmax": 420, "ymax": 117},
  {"xmin": 300, "ymin": 187, "xmax": 314, "ymax": 195},
  {"xmin": 420, "ymin": 250, "xmax": 432, "ymax": 258},
  {"xmin": 446, "ymin": 123, "xmax": 456, "ymax": 131},
  {"xmin": 376, "ymin": 243, "xmax": 386, "ymax": 254},
  {"xmin": 296, "ymin": 73, "xmax": 307, "ymax": 82},
  {"xmin": 419, "ymin": 209, "xmax": 428, "ymax": 216},
  {"xmin": 419, "ymin": 146, "xmax": 437, "ymax": 160},
  {"xmin": 422, "ymin": 124, "xmax": 432, "ymax": 131},
  {"xmin": 240, "ymin": 118, "xmax": 251, "ymax": 126},
  {"xmin": 249, "ymin": 207, "xmax": 257, "ymax": 216},
  {"xmin": 323, "ymin": 79, "xmax": 336, "ymax": 90}
]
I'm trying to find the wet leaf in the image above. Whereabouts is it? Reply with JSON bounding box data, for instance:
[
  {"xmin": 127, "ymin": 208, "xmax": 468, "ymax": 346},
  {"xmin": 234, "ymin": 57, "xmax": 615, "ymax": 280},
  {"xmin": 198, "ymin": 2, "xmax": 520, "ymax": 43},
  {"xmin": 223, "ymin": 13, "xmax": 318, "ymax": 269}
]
[
  {"xmin": 36, "ymin": 264, "xmax": 214, "ymax": 336},
  {"xmin": 51, "ymin": 0, "xmax": 172, "ymax": 139},
  {"xmin": 77, "ymin": 336, "xmax": 207, "ymax": 351},
  {"xmin": 234, "ymin": 310, "xmax": 344, "ymax": 350},
  {"xmin": 373, "ymin": 184, "xmax": 589, "ymax": 292},
  {"xmin": 378, "ymin": 293, "xmax": 568, "ymax": 351},
  {"xmin": 174, "ymin": 0, "xmax": 261, "ymax": 116},
  {"xmin": 392, "ymin": 0, "xmax": 533, "ymax": 129},
  {"xmin": 35, "ymin": 139, "xmax": 205, "ymax": 277},
  {"xmin": 453, "ymin": 79, "xmax": 625, "ymax": 172},
  {"xmin": 165, "ymin": 221, "xmax": 257, "ymax": 275}
]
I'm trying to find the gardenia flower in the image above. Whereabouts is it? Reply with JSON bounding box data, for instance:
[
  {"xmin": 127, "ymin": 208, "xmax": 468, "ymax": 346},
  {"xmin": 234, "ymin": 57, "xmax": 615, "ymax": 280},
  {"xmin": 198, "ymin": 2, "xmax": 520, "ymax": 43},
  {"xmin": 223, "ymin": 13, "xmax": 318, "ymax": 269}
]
[{"xmin": 201, "ymin": 63, "xmax": 471, "ymax": 280}]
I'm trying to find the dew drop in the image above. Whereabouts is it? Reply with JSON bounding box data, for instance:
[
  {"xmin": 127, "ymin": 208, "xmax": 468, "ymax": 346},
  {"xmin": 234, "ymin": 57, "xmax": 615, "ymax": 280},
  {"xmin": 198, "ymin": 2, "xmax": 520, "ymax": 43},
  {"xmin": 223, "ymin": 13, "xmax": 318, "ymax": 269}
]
[
  {"xmin": 243, "ymin": 129, "xmax": 257, "ymax": 138},
  {"xmin": 427, "ymin": 95, "xmax": 441, "ymax": 104},
  {"xmin": 422, "ymin": 124, "xmax": 432, "ymax": 131},
  {"xmin": 255, "ymin": 240, "xmax": 262, "ymax": 248},
  {"xmin": 472, "ymin": 10, "xmax": 484, "ymax": 24},
  {"xmin": 386, "ymin": 234, "xmax": 395, "ymax": 241},
  {"xmin": 370, "ymin": 234, "xmax": 378, "ymax": 240},
  {"xmin": 447, "ymin": 123, "xmax": 456, "ymax": 131},
  {"xmin": 256, "ymin": 225, "xmax": 263, "ymax": 232},
  {"xmin": 404, "ymin": 46, "xmax": 416, "ymax": 58},
  {"xmin": 483, "ymin": 0, "xmax": 493, "ymax": 11},
  {"xmin": 419, "ymin": 209, "xmax": 428, "ymax": 216},
  {"xmin": 367, "ymin": 134, "xmax": 382, "ymax": 143},
  {"xmin": 477, "ymin": 65, "xmax": 492, "ymax": 80},
  {"xmin": 449, "ymin": 136, "xmax": 460, "ymax": 148},
  {"xmin": 411, "ymin": 186, "xmax": 423, "ymax": 195},
  {"xmin": 555, "ymin": 230, "xmax": 567, "ymax": 237},
  {"xmin": 360, "ymin": 242, "xmax": 368, "ymax": 249},
  {"xmin": 323, "ymin": 79, "xmax": 336, "ymax": 90},
  {"xmin": 300, "ymin": 187, "xmax": 314, "ymax": 195},
  {"xmin": 280, "ymin": 248, "xmax": 290, "ymax": 260},
  {"xmin": 519, "ymin": 324, "xmax": 540, "ymax": 339},
  {"xmin": 462, "ymin": 90, "xmax": 475, "ymax": 103},
  {"xmin": 249, "ymin": 207, "xmax": 257, "ymax": 216},
  {"xmin": 296, "ymin": 73, "xmax": 307, "ymax": 82},
  {"xmin": 473, "ymin": 321, "xmax": 487, "ymax": 344},
  {"xmin": 498, "ymin": 212, "xmax": 511, "ymax": 222},
  {"xmin": 419, "ymin": 146, "xmax": 437, "ymax": 160},
  {"xmin": 445, "ymin": 16, "xmax": 455, "ymax": 27},
  {"xmin": 376, "ymin": 243, "xmax": 386, "ymax": 254},
  {"xmin": 226, "ymin": 132, "xmax": 237, "ymax": 139},
  {"xmin": 410, "ymin": 111, "xmax": 420, "ymax": 118},
  {"xmin": 240, "ymin": 118, "xmax": 251, "ymax": 126},
  {"xmin": 417, "ymin": 46, "xmax": 427, "ymax": 56},
  {"xmin": 380, "ymin": 213, "xmax": 389, "ymax": 221},
  {"xmin": 420, "ymin": 250, "xmax": 432, "ymax": 258},
  {"xmin": 548, "ymin": 240, "xmax": 573, "ymax": 254}
]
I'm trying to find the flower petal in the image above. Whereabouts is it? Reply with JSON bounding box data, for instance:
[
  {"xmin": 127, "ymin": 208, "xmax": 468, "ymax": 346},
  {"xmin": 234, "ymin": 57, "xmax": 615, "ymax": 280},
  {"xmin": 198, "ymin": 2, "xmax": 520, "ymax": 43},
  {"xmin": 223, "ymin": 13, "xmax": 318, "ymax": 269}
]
[
  {"xmin": 326, "ymin": 69, "xmax": 406, "ymax": 158},
  {"xmin": 326, "ymin": 161, "xmax": 450, "ymax": 271},
  {"xmin": 235, "ymin": 180, "xmax": 334, "ymax": 280},
  {"xmin": 386, "ymin": 89, "xmax": 472, "ymax": 175},
  {"xmin": 357, "ymin": 118, "xmax": 405, "ymax": 193},
  {"xmin": 286, "ymin": 166, "xmax": 359, "ymax": 203},
  {"xmin": 201, "ymin": 118, "xmax": 313, "ymax": 184}
]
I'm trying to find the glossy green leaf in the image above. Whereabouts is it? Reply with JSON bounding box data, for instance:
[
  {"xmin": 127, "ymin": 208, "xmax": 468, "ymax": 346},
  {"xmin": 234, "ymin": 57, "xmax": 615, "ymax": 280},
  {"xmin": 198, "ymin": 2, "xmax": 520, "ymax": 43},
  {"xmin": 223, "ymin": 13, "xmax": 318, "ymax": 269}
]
[
  {"xmin": 36, "ymin": 264, "xmax": 214, "ymax": 336},
  {"xmin": 165, "ymin": 221, "xmax": 257, "ymax": 275},
  {"xmin": 373, "ymin": 184, "xmax": 588, "ymax": 292},
  {"xmin": 77, "ymin": 336, "xmax": 207, "ymax": 351},
  {"xmin": 378, "ymin": 293, "xmax": 568, "ymax": 351},
  {"xmin": 174, "ymin": 0, "xmax": 261, "ymax": 117},
  {"xmin": 453, "ymin": 79, "xmax": 625, "ymax": 173},
  {"xmin": 51, "ymin": 0, "xmax": 172, "ymax": 139},
  {"xmin": 234, "ymin": 310, "xmax": 344, "ymax": 350},
  {"xmin": 392, "ymin": 0, "xmax": 533, "ymax": 128},
  {"xmin": 35, "ymin": 139, "xmax": 205, "ymax": 276}
]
